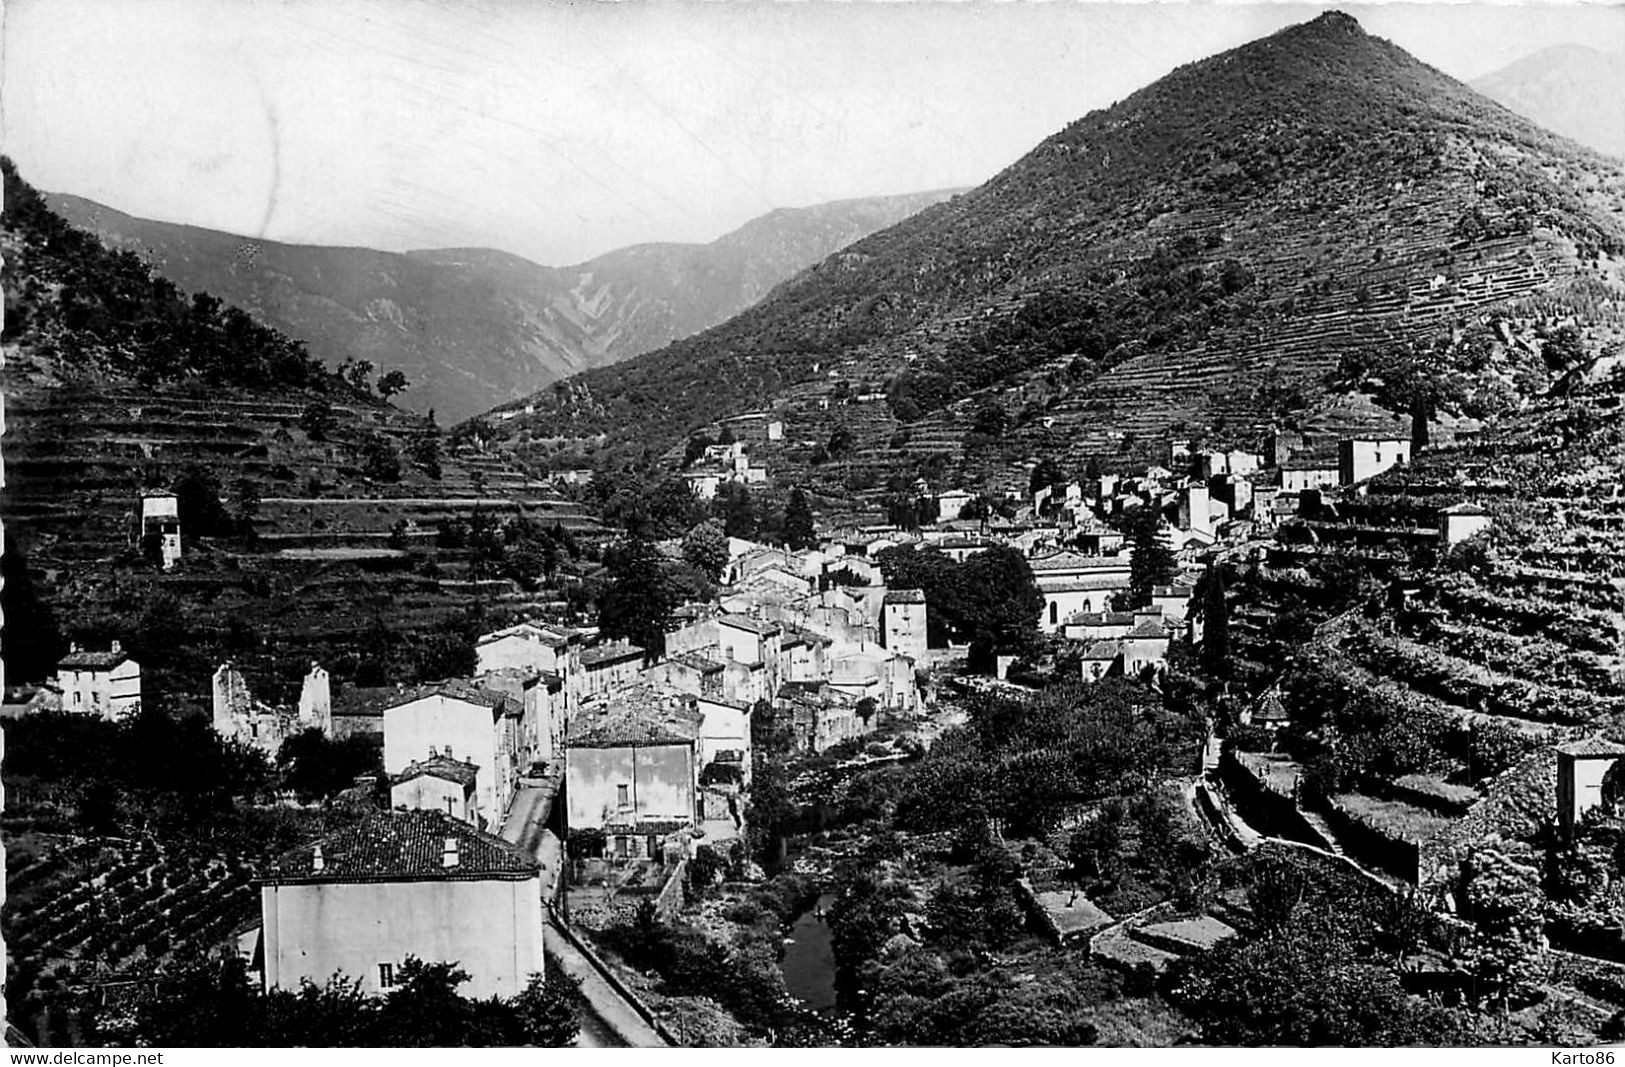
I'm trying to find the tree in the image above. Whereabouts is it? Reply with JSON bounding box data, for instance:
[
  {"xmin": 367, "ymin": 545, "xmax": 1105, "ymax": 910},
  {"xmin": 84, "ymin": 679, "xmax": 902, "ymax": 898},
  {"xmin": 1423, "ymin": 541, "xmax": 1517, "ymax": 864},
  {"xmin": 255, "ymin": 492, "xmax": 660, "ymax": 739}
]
[
  {"xmin": 597, "ymin": 537, "xmax": 676, "ymax": 658},
  {"xmin": 1201, "ymin": 566, "xmax": 1230, "ymax": 679},
  {"xmin": 340, "ymin": 357, "xmax": 375, "ymax": 395},
  {"xmin": 1029, "ymin": 457, "xmax": 1064, "ymax": 496},
  {"xmin": 716, "ymin": 482, "xmax": 757, "ymax": 540},
  {"xmin": 299, "ymin": 398, "xmax": 335, "ymax": 441},
  {"xmin": 360, "ymin": 433, "xmax": 403, "ymax": 483},
  {"xmin": 277, "ymin": 729, "xmax": 383, "ymax": 801},
  {"xmin": 233, "ymin": 476, "xmax": 262, "ymax": 524},
  {"xmin": 173, "ymin": 465, "xmax": 235, "ymax": 537},
  {"xmin": 1124, "ymin": 507, "xmax": 1176, "ymax": 608},
  {"xmin": 784, "ymin": 487, "xmax": 817, "ymax": 550},
  {"xmin": 510, "ymin": 971, "xmax": 581, "ymax": 1047},
  {"xmin": 681, "ymin": 519, "xmax": 729, "ymax": 580},
  {"xmin": 971, "ymin": 403, "xmax": 1007, "ymax": 437},
  {"xmin": 376, "ymin": 370, "xmax": 410, "ymax": 398}
]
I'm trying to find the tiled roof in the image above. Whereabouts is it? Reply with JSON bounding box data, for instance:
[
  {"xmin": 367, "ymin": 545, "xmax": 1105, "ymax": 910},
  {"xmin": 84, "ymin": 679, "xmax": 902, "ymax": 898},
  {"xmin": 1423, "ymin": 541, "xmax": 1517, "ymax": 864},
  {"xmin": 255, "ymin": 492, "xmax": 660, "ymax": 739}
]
[
  {"xmin": 717, "ymin": 614, "xmax": 781, "ymax": 636},
  {"xmin": 665, "ymin": 651, "xmax": 727, "ymax": 674},
  {"xmin": 1557, "ymin": 737, "xmax": 1625, "ymax": 758},
  {"xmin": 884, "ymin": 588, "xmax": 926, "ymax": 604},
  {"xmin": 1030, "ymin": 551, "xmax": 1129, "ymax": 573},
  {"xmin": 1440, "ymin": 502, "xmax": 1491, "ymax": 516},
  {"xmin": 1082, "ymin": 640, "xmax": 1122, "ymax": 660},
  {"xmin": 1039, "ymin": 576, "xmax": 1131, "ymax": 593},
  {"xmin": 262, "ymin": 810, "xmax": 537, "ymax": 885},
  {"xmin": 476, "ymin": 622, "xmax": 576, "ymax": 648},
  {"xmin": 1065, "ymin": 610, "xmax": 1134, "ymax": 627},
  {"xmin": 57, "ymin": 649, "xmax": 131, "ymax": 671},
  {"xmin": 568, "ymin": 687, "xmax": 702, "ymax": 747},
  {"xmin": 1128, "ymin": 618, "xmax": 1171, "ymax": 639},
  {"xmin": 393, "ymin": 754, "xmax": 479, "ymax": 788},
  {"xmin": 580, "ymin": 643, "xmax": 646, "ymax": 668}
]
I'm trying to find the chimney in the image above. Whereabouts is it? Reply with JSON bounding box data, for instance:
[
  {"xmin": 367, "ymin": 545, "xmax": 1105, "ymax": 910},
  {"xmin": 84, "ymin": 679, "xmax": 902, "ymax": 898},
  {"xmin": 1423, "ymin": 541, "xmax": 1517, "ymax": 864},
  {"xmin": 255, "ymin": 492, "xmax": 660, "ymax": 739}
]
[
  {"xmin": 312, "ymin": 845, "xmax": 325, "ymax": 872},
  {"xmin": 442, "ymin": 836, "xmax": 460, "ymax": 868},
  {"xmin": 110, "ymin": 640, "xmax": 122, "ymax": 654}
]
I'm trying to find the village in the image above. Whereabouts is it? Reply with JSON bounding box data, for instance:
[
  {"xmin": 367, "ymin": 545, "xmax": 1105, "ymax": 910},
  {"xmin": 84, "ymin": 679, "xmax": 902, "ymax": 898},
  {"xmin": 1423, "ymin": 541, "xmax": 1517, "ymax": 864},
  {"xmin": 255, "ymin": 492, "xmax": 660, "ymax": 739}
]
[{"xmin": 20, "ymin": 406, "xmax": 1613, "ymax": 1047}]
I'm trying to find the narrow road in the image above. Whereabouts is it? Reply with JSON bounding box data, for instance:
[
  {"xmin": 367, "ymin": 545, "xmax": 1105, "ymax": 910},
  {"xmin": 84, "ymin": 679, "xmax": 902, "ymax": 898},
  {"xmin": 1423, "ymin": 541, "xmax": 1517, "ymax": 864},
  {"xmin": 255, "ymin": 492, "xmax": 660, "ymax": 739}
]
[
  {"xmin": 499, "ymin": 780, "xmax": 670, "ymax": 1048},
  {"xmin": 545, "ymin": 914, "xmax": 669, "ymax": 1048}
]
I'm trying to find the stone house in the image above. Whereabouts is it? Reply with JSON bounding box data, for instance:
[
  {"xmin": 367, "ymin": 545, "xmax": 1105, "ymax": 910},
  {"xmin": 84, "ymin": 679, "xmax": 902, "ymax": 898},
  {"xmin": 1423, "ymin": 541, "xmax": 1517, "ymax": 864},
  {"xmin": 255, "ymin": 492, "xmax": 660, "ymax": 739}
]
[{"xmin": 259, "ymin": 809, "xmax": 543, "ymax": 1000}]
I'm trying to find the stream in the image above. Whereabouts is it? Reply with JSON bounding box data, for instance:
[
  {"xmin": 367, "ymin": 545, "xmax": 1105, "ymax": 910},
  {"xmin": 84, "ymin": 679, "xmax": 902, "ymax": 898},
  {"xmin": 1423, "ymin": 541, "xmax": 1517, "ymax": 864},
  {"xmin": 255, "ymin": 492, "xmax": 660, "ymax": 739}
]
[{"xmin": 779, "ymin": 893, "xmax": 838, "ymax": 1012}]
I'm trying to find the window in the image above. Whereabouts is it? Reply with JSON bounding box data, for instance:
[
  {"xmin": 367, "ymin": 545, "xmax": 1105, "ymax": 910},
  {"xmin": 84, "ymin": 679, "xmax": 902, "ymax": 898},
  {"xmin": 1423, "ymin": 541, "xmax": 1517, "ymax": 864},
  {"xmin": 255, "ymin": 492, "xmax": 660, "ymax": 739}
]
[
  {"xmin": 445, "ymin": 797, "xmax": 455, "ymax": 815},
  {"xmin": 616, "ymin": 783, "xmax": 630, "ymax": 808},
  {"xmin": 1049, "ymin": 602, "xmax": 1058, "ymax": 625},
  {"xmin": 379, "ymin": 963, "xmax": 395, "ymax": 989}
]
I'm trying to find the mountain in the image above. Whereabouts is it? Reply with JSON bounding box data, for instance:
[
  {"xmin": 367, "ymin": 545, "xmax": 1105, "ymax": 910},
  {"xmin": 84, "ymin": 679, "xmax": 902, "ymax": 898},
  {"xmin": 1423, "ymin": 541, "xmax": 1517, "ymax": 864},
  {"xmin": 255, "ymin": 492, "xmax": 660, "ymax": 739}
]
[
  {"xmin": 1473, "ymin": 45, "xmax": 1625, "ymax": 160},
  {"xmin": 487, "ymin": 11, "xmax": 1625, "ymax": 506},
  {"xmin": 45, "ymin": 188, "xmax": 960, "ymax": 421}
]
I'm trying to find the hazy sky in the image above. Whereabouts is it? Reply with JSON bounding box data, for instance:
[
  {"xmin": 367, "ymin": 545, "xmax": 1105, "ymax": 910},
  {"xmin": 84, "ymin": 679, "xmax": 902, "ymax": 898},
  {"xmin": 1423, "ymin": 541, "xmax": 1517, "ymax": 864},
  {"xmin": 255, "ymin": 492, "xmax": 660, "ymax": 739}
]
[{"xmin": 3, "ymin": 0, "xmax": 1621, "ymax": 265}]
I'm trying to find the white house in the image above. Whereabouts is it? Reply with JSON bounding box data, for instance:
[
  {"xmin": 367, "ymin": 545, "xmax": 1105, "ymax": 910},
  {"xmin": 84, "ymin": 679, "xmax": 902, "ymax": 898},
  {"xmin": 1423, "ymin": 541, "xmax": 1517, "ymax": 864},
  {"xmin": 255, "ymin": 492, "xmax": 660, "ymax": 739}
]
[
  {"xmin": 260, "ymin": 810, "xmax": 543, "ymax": 1000},
  {"xmin": 1439, "ymin": 502, "xmax": 1493, "ymax": 547},
  {"xmin": 1339, "ymin": 437, "xmax": 1411, "ymax": 486},
  {"xmin": 1029, "ymin": 550, "xmax": 1134, "ymax": 631},
  {"xmin": 566, "ymin": 692, "xmax": 701, "ymax": 861},
  {"xmin": 882, "ymin": 588, "xmax": 928, "ymax": 662},
  {"xmin": 382, "ymin": 683, "xmax": 525, "ymax": 822},
  {"xmin": 54, "ymin": 643, "xmax": 141, "ymax": 720},
  {"xmin": 391, "ymin": 754, "xmax": 480, "ymax": 826},
  {"xmin": 139, "ymin": 490, "xmax": 182, "ymax": 570}
]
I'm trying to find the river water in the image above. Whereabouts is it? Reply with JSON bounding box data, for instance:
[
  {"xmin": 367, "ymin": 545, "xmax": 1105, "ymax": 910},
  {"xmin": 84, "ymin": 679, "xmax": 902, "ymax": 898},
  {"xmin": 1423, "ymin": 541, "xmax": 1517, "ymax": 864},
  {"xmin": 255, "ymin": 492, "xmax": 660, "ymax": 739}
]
[{"xmin": 779, "ymin": 893, "xmax": 838, "ymax": 1012}]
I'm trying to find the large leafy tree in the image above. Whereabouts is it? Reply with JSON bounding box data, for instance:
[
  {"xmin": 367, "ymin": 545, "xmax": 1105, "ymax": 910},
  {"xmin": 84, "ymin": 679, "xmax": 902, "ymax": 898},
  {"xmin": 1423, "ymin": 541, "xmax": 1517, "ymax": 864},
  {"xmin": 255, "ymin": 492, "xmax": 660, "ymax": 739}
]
[
  {"xmin": 680, "ymin": 519, "xmax": 729, "ymax": 580},
  {"xmin": 597, "ymin": 536, "xmax": 677, "ymax": 657}
]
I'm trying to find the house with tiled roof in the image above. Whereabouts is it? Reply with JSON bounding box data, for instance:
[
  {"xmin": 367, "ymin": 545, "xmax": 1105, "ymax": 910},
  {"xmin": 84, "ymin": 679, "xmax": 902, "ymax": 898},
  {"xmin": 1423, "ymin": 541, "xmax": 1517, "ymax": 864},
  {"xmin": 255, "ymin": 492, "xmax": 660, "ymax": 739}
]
[
  {"xmin": 475, "ymin": 622, "xmax": 584, "ymax": 715},
  {"xmin": 579, "ymin": 640, "xmax": 646, "ymax": 700},
  {"xmin": 1081, "ymin": 640, "xmax": 1122, "ymax": 681},
  {"xmin": 53, "ymin": 642, "xmax": 141, "ymax": 720},
  {"xmin": 382, "ymin": 682, "xmax": 527, "ymax": 821},
  {"xmin": 259, "ymin": 809, "xmax": 542, "ymax": 1000},
  {"xmin": 1063, "ymin": 609, "xmax": 1136, "ymax": 644},
  {"xmin": 391, "ymin": 754, "xmax": 481, "ymax": 825},
  {"xmin": 1029, "ymin": 550, "xmax": 1134, "ymax": 631},
  {"xmin": 1123, "ymin": 608, "xmax": 1175, "ymax": 678},
  {"xmin": 566, "ymin": 686, "xmax": 703, "ymax": 860}
]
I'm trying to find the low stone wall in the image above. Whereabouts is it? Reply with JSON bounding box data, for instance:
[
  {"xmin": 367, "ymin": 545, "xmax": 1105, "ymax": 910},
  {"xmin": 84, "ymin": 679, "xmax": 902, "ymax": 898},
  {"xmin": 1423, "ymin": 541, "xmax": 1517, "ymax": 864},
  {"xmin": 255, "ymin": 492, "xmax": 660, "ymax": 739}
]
[
  {"xmin": 1319, "ymin": 797, "xmax": 1422, "ymax": 885},
  {"xmin": 1219, "ymin": 749, "xmax": 1336, "ymax": 852}
]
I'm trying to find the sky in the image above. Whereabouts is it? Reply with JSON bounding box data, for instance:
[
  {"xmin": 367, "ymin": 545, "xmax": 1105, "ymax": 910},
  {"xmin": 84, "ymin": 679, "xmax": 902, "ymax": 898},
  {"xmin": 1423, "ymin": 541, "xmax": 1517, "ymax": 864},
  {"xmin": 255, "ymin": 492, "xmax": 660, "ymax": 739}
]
[{"xmin": 3, "ymin": 0, "xmax": 1622, "ymax": 266}]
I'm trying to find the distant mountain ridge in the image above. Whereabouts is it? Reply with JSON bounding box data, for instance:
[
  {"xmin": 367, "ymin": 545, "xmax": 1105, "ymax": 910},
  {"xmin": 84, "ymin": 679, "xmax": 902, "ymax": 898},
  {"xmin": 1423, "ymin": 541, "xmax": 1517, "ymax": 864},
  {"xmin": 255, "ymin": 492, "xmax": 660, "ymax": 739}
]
[
  {"xmin": 488, "ymin": 11, "xmax": 1625, "ymax": 501},
  {"xmin": 1472, "ymin": 45, "xmax": 1625, "ymax": 160},
  {"xmin": 46, "ymin": 187, "xmax": 961, "ymax": 420}
]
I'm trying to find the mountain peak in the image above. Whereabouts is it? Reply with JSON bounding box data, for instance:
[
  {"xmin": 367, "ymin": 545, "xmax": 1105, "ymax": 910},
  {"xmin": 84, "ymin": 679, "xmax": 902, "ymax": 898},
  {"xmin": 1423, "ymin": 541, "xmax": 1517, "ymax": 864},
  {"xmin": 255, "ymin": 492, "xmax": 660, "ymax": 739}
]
[{"xmin": 1306, "ymin": 10, "xmax": 1365, "ymax": 35}]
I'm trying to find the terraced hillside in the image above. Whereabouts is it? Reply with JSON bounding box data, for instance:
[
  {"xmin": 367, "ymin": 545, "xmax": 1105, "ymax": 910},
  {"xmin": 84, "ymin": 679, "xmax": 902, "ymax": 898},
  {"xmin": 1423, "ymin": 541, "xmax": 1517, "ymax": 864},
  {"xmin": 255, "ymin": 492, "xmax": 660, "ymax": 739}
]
[
  {"xmin": 1218, "ymin": 376, "xmax": 1625, "ymax": 968},
  {"xmin": 488, "ymin": 11, "xmax": 1625, "ymax": 501},
  {"xmin": 1, "ymin": 159, "xmax": 603, "ymax": 704}
]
